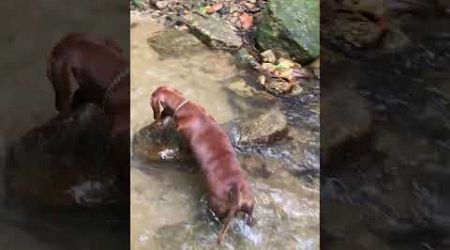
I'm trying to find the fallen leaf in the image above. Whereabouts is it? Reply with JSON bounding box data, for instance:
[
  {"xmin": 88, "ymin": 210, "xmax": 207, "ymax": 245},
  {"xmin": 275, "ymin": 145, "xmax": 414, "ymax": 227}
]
[
  {"xmin": 212, "ymin": 2, "xmax": 224, "ymax": 12},
  {"xmin": 277, "ymin": 58, "xmax": 296, "ymax": 68},
  {"xmin": 205, "ymin": 2, "xmax": 224, "ymax": 14},
  {"xmin": 240, "ymin": 13, "xmax": 253, "ymax": 30},
  {"xmin": 199, "ymin": 6, "xmax": 208, "ymax": 14},
  {"xmin": 278, "ymin": 68, "xmax": 295, "ymax": 80},
  {"xmin": 261, "ymin": 63, "xmax": 276, "ymax": 73}
]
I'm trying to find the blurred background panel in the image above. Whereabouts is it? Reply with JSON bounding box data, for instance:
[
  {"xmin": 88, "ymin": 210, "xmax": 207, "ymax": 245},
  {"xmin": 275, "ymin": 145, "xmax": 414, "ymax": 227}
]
[
  {"xmin": 0, "ymin": 0, "xmax": 129, "ymax": 249},
  {"xmin": 321, "ymin": 0, "xmax": 450, "ymax": 249}
]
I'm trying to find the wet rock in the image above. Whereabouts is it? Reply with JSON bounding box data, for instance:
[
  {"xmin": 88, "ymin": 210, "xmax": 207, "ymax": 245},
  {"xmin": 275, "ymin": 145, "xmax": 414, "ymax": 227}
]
[
  {"xmin": 235, "ymin": 47, "xmax": 261, "ymax": 69},
  {"xmin": 224, "ymin": 78, "xmax": 279, "ymax": 119},
  {"xmin": 382, "ymin": 27, "xmax": 410, "ymax": 51},
  {"xmin": 147, "ymin": 29, "xmax": 206, "ymax": 57},
  {"xmin": 225, "ymin": 79, "xmax": 266, "ymax": 98},
  {"xmin": 258, "ymin": 75, "xmax": 296, "ymax": 95},
  {"xmin": 256, "ymin": 0, "xmax": 319, "ymax": 64},
  {"xmin": 185, "ymin": 12, "xmax": 243, "ymax": 49},
  {"xmin": 240, "ymin": 155, "xmax": 278, "ymax": 179},
  {"xmin": 155, "ymin": 0, "xmax": 168, "ymax": 10},
  {"xmin": 257, "ymin": 57, "xmax": 313, "ymax": 96},
  {"xmin": 238, "ymin": 109, "xmax": 288, "ymax": 145},
  {"xmin": 260, "ymin": 49, "xmax": 276, "ymax": 64},
  {"xmin": 4, "ymin": 104, "xmax": 121, "ymax": 208},
  {"xmin": 306, "ymin": 58, "xmax": 320, "ymax": 79},
  {"xmin": 132, "ymin": 118, "xmax": 194, "ymax": 163}
]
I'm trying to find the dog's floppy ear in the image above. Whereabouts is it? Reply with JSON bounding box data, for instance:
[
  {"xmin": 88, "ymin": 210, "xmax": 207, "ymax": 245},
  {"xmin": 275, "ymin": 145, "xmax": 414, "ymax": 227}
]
[{"xmin": 150, "ymin": 96, "xmax": 165, "ymax": 121}]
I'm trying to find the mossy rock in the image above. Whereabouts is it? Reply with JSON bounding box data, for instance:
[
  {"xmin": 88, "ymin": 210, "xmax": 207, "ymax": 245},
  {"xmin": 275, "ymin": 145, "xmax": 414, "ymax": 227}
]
[{"xmin": 256, "ymin": 0, "xmax": 319, "ymax": 64}]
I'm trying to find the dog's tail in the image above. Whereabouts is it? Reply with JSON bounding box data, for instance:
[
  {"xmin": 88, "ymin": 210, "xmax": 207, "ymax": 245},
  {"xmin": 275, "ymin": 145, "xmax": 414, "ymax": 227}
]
[{"xmin": 217, "ymin": 183, "xmax": 241, "ymax": 245}]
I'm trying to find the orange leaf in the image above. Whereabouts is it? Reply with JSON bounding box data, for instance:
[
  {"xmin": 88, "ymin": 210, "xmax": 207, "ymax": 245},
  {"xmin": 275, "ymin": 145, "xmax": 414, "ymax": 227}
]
[
  {"xmin": 240, "ymin": 13, "xmax": 253, "ymax": 30},
  {"xmin": 205, "ymin": 6, "xmax": 215, "ymax": 14},
  {"xmin": 212, "ymin": 2, "xmax": 224, "ymax": 12},
  {"xmin": 206, "ymin": 2, "xmax": 224, "ymax": 14}
]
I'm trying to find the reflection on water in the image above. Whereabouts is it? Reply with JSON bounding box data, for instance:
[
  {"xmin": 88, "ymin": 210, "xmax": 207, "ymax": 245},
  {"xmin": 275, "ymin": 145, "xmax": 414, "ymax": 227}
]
[{"xmin": 131, "ymin": 16, "xmax": 320, "ymax": 249}]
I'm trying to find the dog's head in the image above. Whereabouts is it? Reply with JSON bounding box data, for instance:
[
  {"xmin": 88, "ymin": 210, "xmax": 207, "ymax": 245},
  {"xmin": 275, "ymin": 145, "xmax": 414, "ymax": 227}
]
[{"xmin": 150, "ymin": 86, "xmax": 184, "ymax": 121}]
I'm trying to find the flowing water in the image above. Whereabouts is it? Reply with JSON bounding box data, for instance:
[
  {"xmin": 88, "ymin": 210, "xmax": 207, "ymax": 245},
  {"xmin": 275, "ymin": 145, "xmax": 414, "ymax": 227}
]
[{"xmin": 131, "ymin": 16, "xmax": 320, "ymax": 250}]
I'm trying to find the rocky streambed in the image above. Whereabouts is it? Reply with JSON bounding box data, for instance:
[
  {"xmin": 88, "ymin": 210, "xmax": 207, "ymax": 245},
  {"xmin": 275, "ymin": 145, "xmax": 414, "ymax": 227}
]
[{"xmin": 130, "ymin": 1, "xmax": 320, "ymax": 247}]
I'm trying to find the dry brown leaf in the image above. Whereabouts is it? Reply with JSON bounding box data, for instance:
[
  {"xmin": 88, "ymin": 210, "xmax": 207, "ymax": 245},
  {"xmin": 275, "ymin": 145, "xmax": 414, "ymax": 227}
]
[
  {"xmin": 212, "ymin": 2, "xmax": 224, "ymax": 12},
  {"xmin": 206, "ymin": 2, "xmax": 224, "ymax": 14},
  {"xmin": 240, "ymin": 13, "xmax": 253, "ymax": 30}
]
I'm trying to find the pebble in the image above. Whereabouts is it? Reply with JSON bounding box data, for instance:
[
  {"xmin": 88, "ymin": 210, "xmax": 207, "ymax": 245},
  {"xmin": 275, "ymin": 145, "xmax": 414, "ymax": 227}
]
[
  {"xmin": 261, "ymin": 49, "xmax": 277, "ymax": 63},
  {"xmin": 244, "ymin": 2, "xmax": 256, "ymax": 9},
  {"xmin": 155, "ymin": 0, "xmax": 169, "ymax": 10}
]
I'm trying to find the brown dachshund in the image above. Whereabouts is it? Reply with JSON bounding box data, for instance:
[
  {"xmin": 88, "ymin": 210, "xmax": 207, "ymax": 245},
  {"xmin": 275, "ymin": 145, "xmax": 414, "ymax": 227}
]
[
  {"xmin": 150, "ymin": 86, "xmax": 255, "ymax": 244},
  {"xmin": 47, "ymin": 32, "xmax": 130, "ymax": 137}
]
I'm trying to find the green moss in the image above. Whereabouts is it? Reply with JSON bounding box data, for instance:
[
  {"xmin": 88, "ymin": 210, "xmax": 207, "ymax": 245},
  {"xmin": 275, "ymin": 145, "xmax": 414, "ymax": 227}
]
[{"xmin": 256, "ymin": 0, "xmax": 319, "ymax": 64}]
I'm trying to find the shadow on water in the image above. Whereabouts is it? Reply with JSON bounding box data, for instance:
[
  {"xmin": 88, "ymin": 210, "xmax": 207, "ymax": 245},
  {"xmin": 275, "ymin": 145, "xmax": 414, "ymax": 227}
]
[{"xmin": 130, "ymin": 16, "xmax": 319, "ymax": 250}]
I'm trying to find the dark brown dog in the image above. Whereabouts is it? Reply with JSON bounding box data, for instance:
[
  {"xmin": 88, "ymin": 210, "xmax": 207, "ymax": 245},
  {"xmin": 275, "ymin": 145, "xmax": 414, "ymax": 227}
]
[
  {"xmin": 150, "ymin": 86, "xmax": 255, "ymax": 244},
  {"xmin": 47, "ymin": 32, "xmax": 130, "ymax": 137}
]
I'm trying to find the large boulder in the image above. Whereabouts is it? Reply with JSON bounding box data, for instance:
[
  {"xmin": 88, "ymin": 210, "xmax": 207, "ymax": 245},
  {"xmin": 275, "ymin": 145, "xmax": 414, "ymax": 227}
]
[{"xmin": 256, "ymin": 0, "xmax": 319, "ymax": 64}]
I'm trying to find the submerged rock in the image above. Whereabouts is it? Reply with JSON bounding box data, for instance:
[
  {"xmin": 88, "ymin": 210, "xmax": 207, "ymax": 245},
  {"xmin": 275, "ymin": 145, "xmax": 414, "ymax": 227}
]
[
  {"xmin": 225, "ymin": 79, "xmax": 267, "ymax": 99},
  {"xmin": 321, "ymin": 87, "xmax": 372, "ymax": 161},
  {"xmin": 185, "ymin": 12, "xmax": 242, "ymax": 49},
  {"xmin": 256, "ymin": 0, "xmax": 319, "ymax": 64},
  {"xmin": 147, "ymin": 29, "xmax": 206, "ymax": 57},
  {"xmin": 322, "ymin": 12, "xmax": 384, "ymax": 51}
]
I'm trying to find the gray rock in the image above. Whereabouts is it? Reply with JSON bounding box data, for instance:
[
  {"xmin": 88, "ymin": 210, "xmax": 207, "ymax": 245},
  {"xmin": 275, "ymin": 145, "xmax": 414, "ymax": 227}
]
[
  {"xmin": 260, "ymin": 50, "xmax": 277, "ymax": 63},
  {"xmin": 235, "ymin": 48, "xmax": 261, "ymax": 69},
  {"xmin": 132, "ymin": 119, "xmax": 194, "ymax": 163},
  {"xmin": 225, "ymin": 79, "xmax": 266, "ymax": 98},
  {"xmin": 256, "ymin": 0, "xmax": 319, "ymax": 64},
  {"xmin": 185, "ymin": 12, "xmax": 242, "ymax": 49},
  {"xmin": 239, "ymin": 108, "xmax": 288, "ymax": 145},
  {"xmin": 155, "ymin": 0, "xmax": 168, "ymax": 10},
  {"xmin": 147, "ymin": 29, "xmax": 206, "ymax": 57}
]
